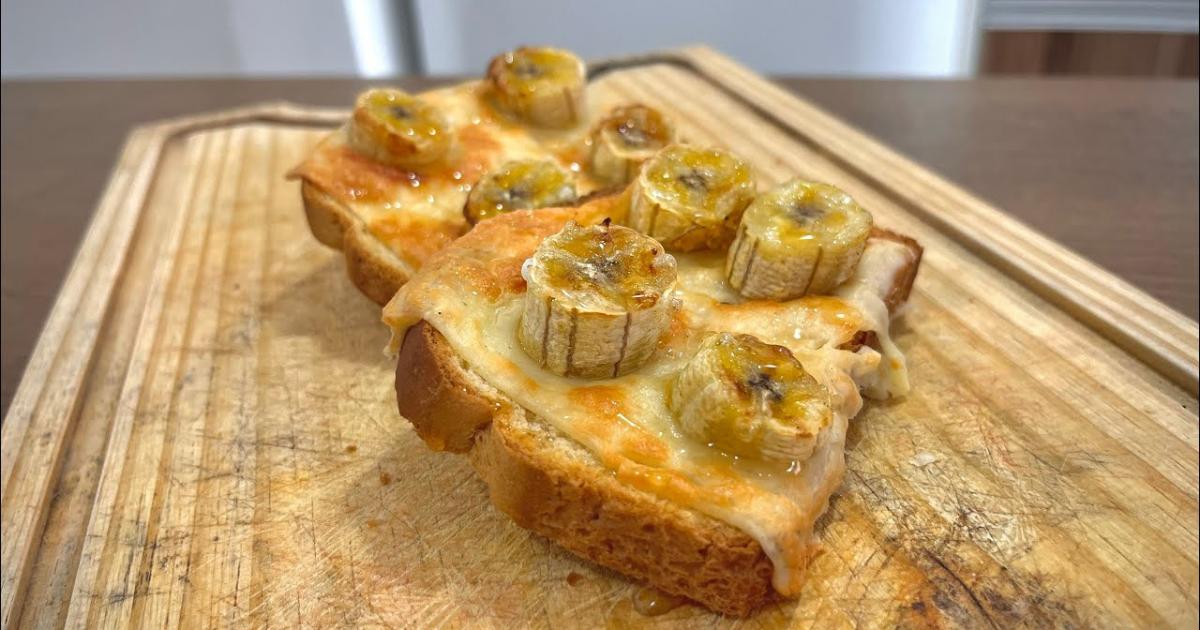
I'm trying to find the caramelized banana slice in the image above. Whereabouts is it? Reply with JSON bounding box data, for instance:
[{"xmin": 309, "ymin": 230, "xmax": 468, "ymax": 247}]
[
  {"xmin": 464, "ymin": 159, "xmax": 577, "ymax": 225},
  {"xmin": 518, "ymin": 220, "xmax": 677, "ymax": 378},
  {"xmin": 628, "ymin": 144, "xmax": 755, "ymax": 252},
  {"xmin": 726, "ymin": 180, "xmax": 873, "ymax": 300},
  {"xmin": 487, "ymin": 47, "xmax": 586, "ymax": 128},
  {"xmin": 588, "ymin": 104, "xmax": 674, "ymax": 185},
  {"xmin": 348, "ymin": 88, "xmax": 451, "ymax": 168},
  {"xmin": 669, "ymin": 333, "xmax": 831, "ymax": 462}
]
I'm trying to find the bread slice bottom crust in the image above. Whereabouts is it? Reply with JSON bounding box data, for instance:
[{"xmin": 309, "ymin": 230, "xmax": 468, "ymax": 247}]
[
  {"xmin": 395, "ymin": 322, "xmax": 777, "ymax": 617},
  {"xmin": 300, "ymin": 180, "xmax": 412, "ymax": 306}
]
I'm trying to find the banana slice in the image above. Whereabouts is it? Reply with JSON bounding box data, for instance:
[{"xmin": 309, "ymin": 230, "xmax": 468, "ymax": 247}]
[
  {"xmin": 518, "ymin": 220, "xmax": 677, "ymax": 378},
  {"xmin": 464, "ymin": 159, "xmax": 577, "ymax": 225},
  {"xmin": 588, "ymin": 104, "xmax": 674, "ymax": 185},
  {"xmin": 627, "ymin": 144, "xmax": 755, "ymax": 252},
  {"xmin": 487, "ymin": 47, "xmax": 586, "ymax": 128},
  {"xmin": 669, "ymin": 332, "xmax": 831, "ymax": 462},
  {"xmin": 726, "ymin": 179, "xmax": 873, "ymax": 300},
  {"xmin": 348, "ymin": 88, "xmax": 451, "ymax": 168}
]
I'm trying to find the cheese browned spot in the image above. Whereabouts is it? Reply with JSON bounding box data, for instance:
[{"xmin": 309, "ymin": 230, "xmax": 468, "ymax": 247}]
[
  {"xmin": 369, "ymin": 213, "xmax": 467, "ymax": 270},
  {"xmin": 568, "ymin": 385, "xmax": 670, "ymax": 466}
]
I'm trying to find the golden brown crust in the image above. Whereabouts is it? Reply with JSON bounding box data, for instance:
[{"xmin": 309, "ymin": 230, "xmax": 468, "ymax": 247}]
[
  {"xmin": 870, "ymin": 227, "xmax": 924, "ymax": 311},
  {"xmin": 300, "ymin": 180, "xmax": 349, "ymax": 249},
  {"xmin": 394, "ymin": 321, "xmax": 776, "ymax": 617},
  {"xmin": 299, "ymin": 179, "xmax": 412, "ymax": 305},
  {"xmin": 394, "ymin": 323, "xmax": 499, "ymax": 453}
]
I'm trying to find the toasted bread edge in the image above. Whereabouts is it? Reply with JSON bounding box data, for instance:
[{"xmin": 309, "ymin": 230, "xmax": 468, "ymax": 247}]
[
  {"xmin": 394, "ymin": 322, "xmax": 777, "ymax": 617},
  {"xmin": 870, "ymin": 227, "xmax": 924, "ymax": 311},
  {"xmin": 300, "ymin": 180, "xmax": 413, "ymax": 306}
]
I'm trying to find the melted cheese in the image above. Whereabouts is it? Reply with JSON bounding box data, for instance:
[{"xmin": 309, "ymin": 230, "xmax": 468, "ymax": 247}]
[
  {"xmin": 288, "ymin": 79, "xmax": 610, "ymax": 272},
  {"xmin": 382, "ymin": 205, "xmax": 918, "ymax": 596}
]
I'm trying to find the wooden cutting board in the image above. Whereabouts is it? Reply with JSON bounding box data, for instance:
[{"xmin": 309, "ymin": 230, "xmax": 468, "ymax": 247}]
[{"xmin": 2, "ymin": 47, "xmax": 1197, "ymax": 629}]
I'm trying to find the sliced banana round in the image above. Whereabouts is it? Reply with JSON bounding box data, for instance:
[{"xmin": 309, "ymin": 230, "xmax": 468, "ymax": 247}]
[
  {"xmin": 518, "ymin": 220, "xmax": 677, "ymax": 378},
  {"xmin": 464, "ymin": 159, "xmax": 577, "ymax": 225},
  {"xmin": 669, "ymin": 332, "xmax": 831, "ymax": 462},
  {"xmin": 348, "ymin": 88, "xmax": 451, "ymax": 168},
  {"xmin": 588, "ymin": 104, "xmax": 674, "ymax": 186},
  {"xmin": 627, "ymin": 144, "xmax": 755, "ymax": 252},
  {"xmin": 726, "ymin": 179, "xmax": 873, "ymax": 300},
  {"xmin": 487, "ymin": 47, "xmax": 586, "ymax": 128}
]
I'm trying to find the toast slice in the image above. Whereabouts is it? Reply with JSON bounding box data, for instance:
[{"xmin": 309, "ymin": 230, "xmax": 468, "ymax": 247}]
[
  {"xmin": 289, "ymin": 53, "xmax": 635, "ymax": 306},
  {"xmin": 396, "ymin": 321, "xmax": 777, "ymax": 616},
  {"xmin": 386, "ymin": 203, "xmax": 922, "ymax": 616}
]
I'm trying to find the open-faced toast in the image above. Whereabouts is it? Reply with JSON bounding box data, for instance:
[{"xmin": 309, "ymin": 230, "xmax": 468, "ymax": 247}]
[
  {"xmin": 289, "ymin": 48, "xmax": 677, "ymax": 304},
  {"xmin": 383, "ymin": 191, "xmax": 922, "ymax": 616}
]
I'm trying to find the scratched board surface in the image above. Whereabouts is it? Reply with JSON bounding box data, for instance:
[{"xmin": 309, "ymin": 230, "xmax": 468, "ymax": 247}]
[{"xmin": 2, "ymin": 49, "xmax": 1197, "ymax": 629}]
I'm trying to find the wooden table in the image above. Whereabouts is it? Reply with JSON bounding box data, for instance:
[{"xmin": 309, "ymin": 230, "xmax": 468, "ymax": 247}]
[{"xmin": 2, "ymin": 76, "xmax": 1197, "ymax": 416}]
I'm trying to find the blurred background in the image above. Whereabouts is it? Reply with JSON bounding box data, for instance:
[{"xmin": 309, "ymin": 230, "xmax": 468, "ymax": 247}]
[{"xmin": 2, "ymin": 0, "xmax": 1196, "ymax": 79}]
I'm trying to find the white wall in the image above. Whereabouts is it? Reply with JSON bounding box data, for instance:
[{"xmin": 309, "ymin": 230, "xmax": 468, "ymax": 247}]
[
  {"xmin": 1, "ymin": 0, "xmax": 984, "ymax": 78},
  {"xmin": 415, "ymin": 0, "xmax": 982, "ymax": 77},
  {"xmin": 0, "ymin": 0, "xmax": 359, "ymax": 77}
]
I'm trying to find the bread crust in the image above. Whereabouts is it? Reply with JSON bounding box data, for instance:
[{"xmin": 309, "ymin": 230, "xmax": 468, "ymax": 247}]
[
  {"xmin": 299, "ymin": 179, "xmax": 412, "ymax": 305},
  {"xmin": 395, "ymin": 324, "xmax": 501, "ymax": 453},
  {"xmin": 394, "ymin": 321, "xmax": 776, "ymax": 617},
  {"xmin": 870, "ymin": 227, "xmax": 924, "ymax": 311}
]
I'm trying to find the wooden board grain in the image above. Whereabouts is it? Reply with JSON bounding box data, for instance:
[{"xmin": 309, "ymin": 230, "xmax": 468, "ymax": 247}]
[{"xmin": 2, "ymin": 48, "xmax": 1197, "ymax": 629}]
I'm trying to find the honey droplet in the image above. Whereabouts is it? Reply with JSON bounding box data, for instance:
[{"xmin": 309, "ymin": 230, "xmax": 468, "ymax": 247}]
[
  {"xmin": 345, "ymin": 445, "xmax": 358, "ymax": 453},
  {"xmin": 632, "ymin": 587, "xmax": 684, "ymax": 616},
  {"xmin": 566, "ymin": 571, "xmax": 583, "ymax": 586}
]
